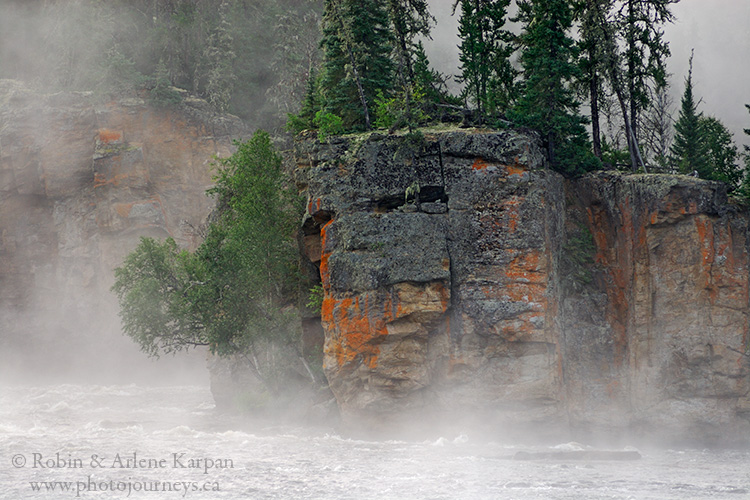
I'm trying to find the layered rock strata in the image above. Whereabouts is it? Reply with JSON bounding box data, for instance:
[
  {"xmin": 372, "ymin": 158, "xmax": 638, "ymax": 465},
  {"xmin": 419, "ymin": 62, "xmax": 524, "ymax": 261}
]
[
  {"xmin": 296, "ymin": 129, "xmax": 750, "ymax": 444},
  {"xmin": 296, "ymin": 129, "xmax": 566, "ymax": 432}
]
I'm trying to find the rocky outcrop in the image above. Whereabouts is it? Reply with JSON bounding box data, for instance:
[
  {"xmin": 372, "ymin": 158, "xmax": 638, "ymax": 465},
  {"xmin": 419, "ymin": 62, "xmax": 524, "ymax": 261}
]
[
  {"xmin": 564, "ymin": 172, "xmax": 750, "ymax": 445},
  {"xmin": 297, "ymin": 128, "xmax": 566, "ymax": 433},
  {"xmin": 296, "ymin": 129, "xmax": 750, "ymax": 444},
  {"xmin": 0, "ymin": 80, "xmax": 247, "ymax": 378}
]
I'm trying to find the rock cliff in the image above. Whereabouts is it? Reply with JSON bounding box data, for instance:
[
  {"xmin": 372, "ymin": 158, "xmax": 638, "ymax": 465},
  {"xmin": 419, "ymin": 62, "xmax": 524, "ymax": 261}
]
[
  {"xmin": 0, "ymin": 80, "xmax": 247, "ymax": 379},
  {"xmin": 296, "ymin": 128, "xmax": 750, "ymax": 444}
]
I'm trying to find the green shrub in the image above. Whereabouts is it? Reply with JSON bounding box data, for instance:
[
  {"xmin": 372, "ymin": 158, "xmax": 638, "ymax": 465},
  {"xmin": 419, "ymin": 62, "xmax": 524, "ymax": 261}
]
[{"xmin": 314, "ymin": 111, "xmax": 344, "ymax": 141}]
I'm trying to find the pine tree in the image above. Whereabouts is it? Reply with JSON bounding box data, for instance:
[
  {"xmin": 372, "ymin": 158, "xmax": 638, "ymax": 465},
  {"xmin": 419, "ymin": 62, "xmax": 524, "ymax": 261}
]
[
  {"xmin": 511, "ymin": 0, "xmax": 598, "ymax": 176},
  {"xmin": 201, "ymin": 0, "xmax": 237, "ymax": 113},
  {"xmin": 575, "ymin": 0, "xmax": 614, "ymax": 160},
  {"xmin": 453, "ymin": 0, "xmax": 516, "ymax": 121},
  {"xmin": 319, "ymin": 0, "xmax": 394, "ymax": 130},
  {"xmin": 700, "ymin": 116, "xmax": 740, "ymax": 186},
  {"xmin": 619, "ymin": 0, "xmax": 676, "ymax": 144},
  {"xmin": 384, "ymin": 0, "xmax": 434, "ymax": 130},
  {"xmin": 670, "ymin": 53, "xmax": 708, "ymax": 175}
]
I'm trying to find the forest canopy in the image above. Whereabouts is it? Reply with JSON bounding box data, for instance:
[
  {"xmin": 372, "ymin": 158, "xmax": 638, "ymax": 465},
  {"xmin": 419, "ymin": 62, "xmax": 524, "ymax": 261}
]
[{"xmin": 0, "ymin": 0, "xmax": 322, "ymax": 130}]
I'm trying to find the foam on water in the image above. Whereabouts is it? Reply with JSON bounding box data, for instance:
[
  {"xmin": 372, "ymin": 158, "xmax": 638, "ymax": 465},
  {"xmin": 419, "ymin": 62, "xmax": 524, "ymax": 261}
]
[{"xmin": 2, "ymin": 384, "xmax": 750, "ymax": 499}]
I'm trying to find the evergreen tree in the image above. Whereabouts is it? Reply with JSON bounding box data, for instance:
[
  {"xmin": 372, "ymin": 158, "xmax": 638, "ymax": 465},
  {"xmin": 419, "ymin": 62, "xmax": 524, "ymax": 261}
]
[
  {"xmin": 618, "ymin": 0, "xmax": 676, "ymax": 144},
  {"xmin": 700, "ymin": 116, "xmax": 740, "ymax": 186},
  {"xmin": 412, "ymin": 41, "xmax": 455, "ymax": 106},
  {"xmin": 200, "ymin": 0, "xmax": 236, "ymax": 113},
  {"xmin": 575, "ymin": 0, "xmax": 615, "ymax": 160},
  {"xmin": 738, "ymin": 105, "xmax": 750, "ymax": 199},
  {"xmin": 670, "ymin": 53, "xmax": 708, "ymax": 175},
  {"xmin": 453, "ymin": 0, "xmax": 516, "ymax": 122},
  {"xmin": 386, "ymin": 0, "xmax": 433, "ymax": 83},
  {"xmin": 384, "ymin": 0, "xmax": 434, "ymax": 130},
  {"xmin": 319, "ymin": 0, "xmax": 394, "ymax": 129},
  {"xmin": 511, "ymin": 0, "xmax": 598, "ymax": 176}
]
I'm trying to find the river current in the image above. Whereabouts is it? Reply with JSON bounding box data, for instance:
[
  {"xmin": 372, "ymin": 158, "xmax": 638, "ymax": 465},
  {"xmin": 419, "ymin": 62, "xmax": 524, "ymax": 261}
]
[{"xmin": 1, "ymin": 383, "xmax": 749, "ymax": 499}]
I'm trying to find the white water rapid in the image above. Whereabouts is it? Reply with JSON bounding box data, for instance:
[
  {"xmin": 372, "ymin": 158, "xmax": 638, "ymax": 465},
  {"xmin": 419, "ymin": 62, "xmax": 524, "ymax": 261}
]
[{"xmin": 1, "ymin": 384, "xmax": 749, "ymax": 499}]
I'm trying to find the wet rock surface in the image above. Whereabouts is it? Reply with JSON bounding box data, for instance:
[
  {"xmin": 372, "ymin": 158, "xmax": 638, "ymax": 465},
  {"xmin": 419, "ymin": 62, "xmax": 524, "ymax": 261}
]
[{"xmin": 297, "ymin": 129, "xmax": 750, "ymax": 444}]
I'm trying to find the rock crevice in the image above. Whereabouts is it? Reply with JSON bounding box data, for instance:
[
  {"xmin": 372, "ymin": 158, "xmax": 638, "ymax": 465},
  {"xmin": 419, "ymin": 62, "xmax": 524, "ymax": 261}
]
[{"xmin": 297, "ymin": 128, "xmax": 750, "ymax": 444}]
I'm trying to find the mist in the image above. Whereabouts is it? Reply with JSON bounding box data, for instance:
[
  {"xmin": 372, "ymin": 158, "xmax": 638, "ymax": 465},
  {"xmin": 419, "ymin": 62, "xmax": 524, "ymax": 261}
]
[
  {"xmin": 1, "ymin": 1, "xmax": 750, "ymax": 498},
  {"xmin": 424, "ymin": 0, "xmax": 750, "ymax": 144}
]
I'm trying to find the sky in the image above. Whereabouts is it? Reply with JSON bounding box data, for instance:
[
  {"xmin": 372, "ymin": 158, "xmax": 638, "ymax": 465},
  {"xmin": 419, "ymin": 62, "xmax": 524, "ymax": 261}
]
[{"xmin": 425, "ymin": 0, "xmax": 750, "ymax": 147}]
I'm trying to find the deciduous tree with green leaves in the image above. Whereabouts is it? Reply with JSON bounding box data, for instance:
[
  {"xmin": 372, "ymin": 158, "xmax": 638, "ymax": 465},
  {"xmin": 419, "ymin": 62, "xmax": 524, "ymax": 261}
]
[{"xmin": 112, "ymin": 131, "xmax": 302, "ymax": 384}]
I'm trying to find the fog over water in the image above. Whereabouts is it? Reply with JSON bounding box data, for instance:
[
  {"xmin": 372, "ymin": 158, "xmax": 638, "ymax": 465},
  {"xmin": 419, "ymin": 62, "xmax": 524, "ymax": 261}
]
[
  {"xmin": 3, "ymin": 384, "xmax": 750, "ymax": 499},
  {"xmin": 2, "ymin": 3, "xmax": 750, "ymax": 498}
]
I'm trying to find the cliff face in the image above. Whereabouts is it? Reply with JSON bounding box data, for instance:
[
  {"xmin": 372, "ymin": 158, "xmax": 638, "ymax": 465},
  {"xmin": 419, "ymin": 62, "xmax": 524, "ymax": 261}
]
[
  {"xmin": 296, "ymin": 129, "xmax": 750, "ymax": 443},
  {"xmin": 0, "ymin": 80, "xmax": 246, "ymax": 378},
  {"xmin": 564, "ymin": 173, "xmax": 750, "ymax": 443}
]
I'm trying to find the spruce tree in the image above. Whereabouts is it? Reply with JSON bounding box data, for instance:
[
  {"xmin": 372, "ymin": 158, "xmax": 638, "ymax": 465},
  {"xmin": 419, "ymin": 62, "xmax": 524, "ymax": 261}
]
[
  {"xmin": 383, "ymin": 0, "xmax": 434, "ymax": 130},
  {"xmin": 738, "ymin": 105, "xmax": 750, "ymax": 199},
  {"xmin": 386, "ymin": 0, "xmax": 433, "ymax": 83},
  {"xmin": 700, "ymin": 116, "xmax": 740, "ymax": 186},
  {"xmin": 511, "ymin": 0, "xmax": 597, "ymax": 175},
  {"xmin": 319, "ymin": 0, "xmax": 394, "ymax": 130},
  {"xmin": 453, "ymin": 0, "xmax": 516, "ymax": 122},
  {"xmin": 670, "ymin": 53, "xmax": 708, "ymax": 175},
  {"xmin": 619, "ymin": 0, "xmax": 676, "ymax": 144},
  {"xmin": 575, "ymin": 0, "xmax": 614, "ymax": 160}
]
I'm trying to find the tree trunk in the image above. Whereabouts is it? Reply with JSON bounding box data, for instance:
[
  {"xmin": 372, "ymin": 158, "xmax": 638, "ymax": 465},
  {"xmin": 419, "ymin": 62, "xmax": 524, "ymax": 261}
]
[
  {"xmin": 627, "ymin": 0, "xmax": 638, "ymax": 144},
  {"xmin": 591, "ymin": 0, "xmax": 646, "ymax": 172},
  {"xmin": 346, "ymin": 44, "xmax": 371, "ymax": 130},
  {"xmin": 590, "ymin": 58, "xmax": 602, "ymax": 159}
]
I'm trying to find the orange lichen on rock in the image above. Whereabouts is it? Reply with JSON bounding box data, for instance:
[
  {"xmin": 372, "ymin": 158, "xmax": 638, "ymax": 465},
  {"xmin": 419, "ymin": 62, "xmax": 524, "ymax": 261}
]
[
  {"xmin": 323, "ymin": 292, "xmax": 390, "ymax": 370},
  {"xmin": 98, "ymin": 129, "xmax": 123, "ymax": 144},
  {"xmin": 505, "ymin": 164, "xmax": 526, "ymax": 177},
  {"xmin": 694, "ymin": 216, "xmax": 714, "ymax": 266},
  {"xmin": 93, "ymin": 172, "xmax": 129, "ymax": 188},
  {"xmin": 323, "ymin": 282, "xmax": 451, "ymax": 371},
  {"xmin": 505, "ymin": 250, "xmax": 545, "ymax": 284},
  {"xmin": 113, "ymin": 202, "xmax": 134, "ymax": 218},
  {"xmin": 694, "ymin": 216, "xmax": 718, "ymax": 303},
  {"xmin": 586, "ymin": 207, "xmax": 610, "ymax": 264},
  {"xmin": 503, "ymin": 197, "xmax": 521, "ymax": 232},
  {"xmin": 472, "ymin": 158, "xmax": 490, "ymax": 170},
  {"xmin": 307, "ymin": 197, "xmax": 322, "ymax": 215},
  {"xmin": 319, "ymin": 219, "xmax": 334, "ymax": 289}
]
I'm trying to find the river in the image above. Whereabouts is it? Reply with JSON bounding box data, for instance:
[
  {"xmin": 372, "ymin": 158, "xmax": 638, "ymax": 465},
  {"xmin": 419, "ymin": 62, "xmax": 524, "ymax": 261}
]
[{"xmin": 1, "ymin": 384, "xmax": 749, "ymax": 499}]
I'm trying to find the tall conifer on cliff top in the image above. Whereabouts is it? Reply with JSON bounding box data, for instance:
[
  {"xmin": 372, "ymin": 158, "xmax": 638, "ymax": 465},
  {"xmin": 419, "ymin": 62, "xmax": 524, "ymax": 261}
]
[
  {"xmin": 453, "ymin": 0, "xmax": 516, "ymax": 121},
  {"xmin": 512, "ymin": 0, "xmax": 597, "ymax": 175},
  {"xmin": 670, "ymin": 52, "xmax": 708, "ymax": 175},
  {"xmin": 319, "ymin": 0, "xmax": 394, "ymax": 130}
]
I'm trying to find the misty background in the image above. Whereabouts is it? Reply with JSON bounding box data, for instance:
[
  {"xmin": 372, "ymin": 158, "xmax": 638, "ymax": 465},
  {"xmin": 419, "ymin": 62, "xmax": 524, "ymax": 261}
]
[
  {"xmin": 424, "ymin": 0, "xmax": 750, "ymax": 143},
  {"xmin": 0, "ymin": 0, "xmax": 749, "ymax": 385}
]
